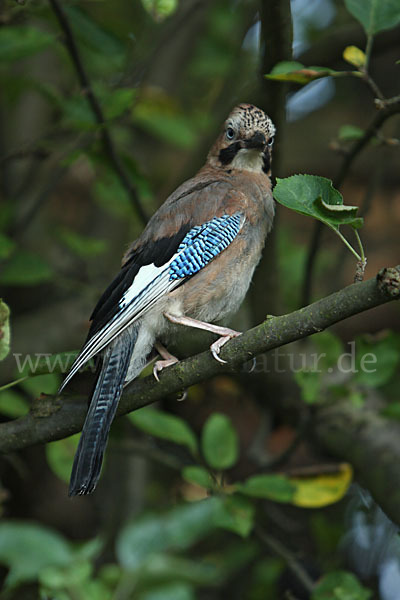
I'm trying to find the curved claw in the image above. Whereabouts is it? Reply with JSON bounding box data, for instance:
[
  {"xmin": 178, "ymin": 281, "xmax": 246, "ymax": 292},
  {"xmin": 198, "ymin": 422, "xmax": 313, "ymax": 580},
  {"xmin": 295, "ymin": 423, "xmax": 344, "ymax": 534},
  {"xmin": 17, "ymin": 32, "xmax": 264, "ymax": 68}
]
[
  {"xmin": 153, "ymin": 358, "xmax": 179, "ymax": 382},
  {"xmin": 176, "ymin": 390, "xmax": 188, "ymax": 402},
  {"xmin": 153, "ymin": 363, "xmax": 161, "ymax": 382},
  {"xmin": 210, "ymin": 332, "xmax": 241, "ymax": 364},
  {"xmin": 211, "ymin": 346, "xmax": 228, "ymax": 364}
]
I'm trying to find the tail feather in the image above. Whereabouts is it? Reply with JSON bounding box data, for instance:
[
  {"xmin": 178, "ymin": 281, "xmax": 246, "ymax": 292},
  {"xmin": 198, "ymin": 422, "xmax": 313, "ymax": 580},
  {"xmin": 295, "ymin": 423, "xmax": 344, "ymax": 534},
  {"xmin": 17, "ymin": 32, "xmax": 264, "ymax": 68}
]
[{"xmin": 69, "ymin": 329, "xmax": 136, "ymax": 496}]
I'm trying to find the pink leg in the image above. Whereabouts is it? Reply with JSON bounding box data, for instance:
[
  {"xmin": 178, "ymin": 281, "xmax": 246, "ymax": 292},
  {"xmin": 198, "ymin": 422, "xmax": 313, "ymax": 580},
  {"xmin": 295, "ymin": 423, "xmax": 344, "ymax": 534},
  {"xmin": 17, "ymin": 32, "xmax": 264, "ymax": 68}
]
[
  {"xmin": 153, "ymin": 342, "xmax": 179, "ymax": 382},
  {"xmin": 164, "ymin": 313, "xmax": 241, "ymax": 364}
]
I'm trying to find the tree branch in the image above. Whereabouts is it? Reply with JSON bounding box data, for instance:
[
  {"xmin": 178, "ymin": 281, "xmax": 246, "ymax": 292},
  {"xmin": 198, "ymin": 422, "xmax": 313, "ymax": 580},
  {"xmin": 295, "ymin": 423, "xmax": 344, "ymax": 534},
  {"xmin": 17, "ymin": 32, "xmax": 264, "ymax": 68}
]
[
  {"xmin": 0, "ymin": 266, "xmax": 398, "ymax": 455},
  {"xmin": 48, "ymin": 0, "xmax": 147, "ymax": 225},
  {"xmin": 314, "ymin": 401, "xmax": 400, "ymax": 526},
  {"xmin": 301, "ymin": 99, "xmax": 400, "ymax": 306}
]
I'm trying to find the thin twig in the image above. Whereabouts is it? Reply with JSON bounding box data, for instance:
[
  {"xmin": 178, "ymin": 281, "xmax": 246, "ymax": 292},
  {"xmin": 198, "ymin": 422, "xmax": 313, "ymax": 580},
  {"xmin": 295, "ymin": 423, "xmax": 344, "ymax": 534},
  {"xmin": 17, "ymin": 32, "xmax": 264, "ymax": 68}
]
[
  {"xmin": 301, "ymin": 98, "xmax": 400, "ymax": 306},
  {"xmin": 364, "ymin": 34, "xmax": 374, "ymax": 69},
  {"xmin": 362, "ymin": 72, "xmax": 385, "ymax": 101},
  {"xmin": 334, "ymin": 99, "xmax": 400, "ymax": 189},
  {"xmin": 255, "ymin": 526, "xmax": 315, "ymax": 593},
  {"xmin": 48, "ymin": 0, "xmax": 147, "ymax": 225},
  {"xmin": 376, "ymin": 93, "xmax": 400, "ymax": 108}
]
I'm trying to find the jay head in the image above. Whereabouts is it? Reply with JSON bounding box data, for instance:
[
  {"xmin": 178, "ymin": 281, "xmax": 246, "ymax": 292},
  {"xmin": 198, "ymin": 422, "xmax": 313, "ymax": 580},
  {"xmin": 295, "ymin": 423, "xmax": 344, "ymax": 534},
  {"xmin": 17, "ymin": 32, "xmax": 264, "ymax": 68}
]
[
  {"xmin": 60, "ymin": 103, "xmax": 276, "ymax": 496},
  {"xmin": 208, "ymin": 103, "xmax": 275, "ymax": 175}
]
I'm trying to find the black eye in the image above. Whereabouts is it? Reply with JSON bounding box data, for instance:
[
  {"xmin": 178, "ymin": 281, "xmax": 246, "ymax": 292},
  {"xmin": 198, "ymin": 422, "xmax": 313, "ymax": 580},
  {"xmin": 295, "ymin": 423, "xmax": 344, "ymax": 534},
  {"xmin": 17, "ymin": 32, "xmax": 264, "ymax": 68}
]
[
  {"xmin": 226, "ymin": 127, "xmax": 235, "ymax": 140},
  {"xmin": 268, "ymin": 136, "xmax": 275, "ymax": 147}
]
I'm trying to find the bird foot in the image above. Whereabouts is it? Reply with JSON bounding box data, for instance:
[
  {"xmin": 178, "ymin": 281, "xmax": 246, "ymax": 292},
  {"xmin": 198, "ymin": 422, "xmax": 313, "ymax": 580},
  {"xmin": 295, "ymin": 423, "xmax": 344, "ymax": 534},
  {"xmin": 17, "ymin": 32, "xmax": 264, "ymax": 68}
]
[
  {"xmin": 153, "ymin": 357, "xmax": 180, "ymax": 382},
  {"xmin": 163, "ymin": 313, "xmax": 241, "ymax": 365},
  {"xmin": 210, "ymin": 329, "xmax": 241, "ymax": 364},
  {"xmin": 153, "ymin": 341, "xmax": 180, "ymax": 382}
]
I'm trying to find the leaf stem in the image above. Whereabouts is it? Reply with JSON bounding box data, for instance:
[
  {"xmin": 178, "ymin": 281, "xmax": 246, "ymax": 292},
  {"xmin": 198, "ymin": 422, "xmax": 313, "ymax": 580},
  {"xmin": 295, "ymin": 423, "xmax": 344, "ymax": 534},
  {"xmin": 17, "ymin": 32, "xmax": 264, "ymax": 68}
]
[
  {"xmin": 364, "ymin": 34, "xmax": 374, "ymax": 69},
  {"xmin": 354, "ymin": 229, "xmax": 365, "ymax": 262},
  {"xmin": 333, "ymin": 227, "xmax": 361, "ymax": 261},
  {"xmin": 0, "ymin": 377, "xmax": 28, "ymax": 393}
]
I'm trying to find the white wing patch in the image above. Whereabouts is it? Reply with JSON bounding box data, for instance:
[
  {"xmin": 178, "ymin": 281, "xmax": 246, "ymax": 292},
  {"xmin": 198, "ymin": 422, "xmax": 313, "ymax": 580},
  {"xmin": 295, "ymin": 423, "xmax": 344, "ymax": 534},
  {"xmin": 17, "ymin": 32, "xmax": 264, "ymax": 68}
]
[
  {"xmin": 59, "ymin": 256, "xmax": 179, "ymax": 392},
  {"xmin": 119, "ymin": 256, "xmax": 177, "ymax": 308}
]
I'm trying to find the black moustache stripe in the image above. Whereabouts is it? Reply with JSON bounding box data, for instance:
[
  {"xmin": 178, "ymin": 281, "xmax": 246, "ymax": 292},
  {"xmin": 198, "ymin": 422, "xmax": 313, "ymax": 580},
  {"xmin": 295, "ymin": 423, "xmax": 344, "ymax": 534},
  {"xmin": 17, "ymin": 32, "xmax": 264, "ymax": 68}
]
[
  {"xmin": 262, "ymin": 152, "xmax": 271, "ymax": 174},
  {"xmin": 218, "ymin": 142, "xmax": 242, "ymax": 165}
]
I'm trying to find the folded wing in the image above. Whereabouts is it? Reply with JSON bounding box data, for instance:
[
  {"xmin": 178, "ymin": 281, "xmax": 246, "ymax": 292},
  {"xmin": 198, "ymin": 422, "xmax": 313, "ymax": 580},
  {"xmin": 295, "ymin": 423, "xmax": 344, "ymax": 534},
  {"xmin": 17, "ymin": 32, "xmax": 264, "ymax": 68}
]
[{"xmin": 59, "ymin": 212, "xmax": 244, "ymax": 392}]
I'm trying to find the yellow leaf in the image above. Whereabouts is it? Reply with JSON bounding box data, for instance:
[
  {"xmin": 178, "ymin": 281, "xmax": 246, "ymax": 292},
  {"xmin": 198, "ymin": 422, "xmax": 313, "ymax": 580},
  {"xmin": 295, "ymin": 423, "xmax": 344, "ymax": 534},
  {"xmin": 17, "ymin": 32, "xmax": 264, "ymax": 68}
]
[
  {"xmin": 290, "ymin": 463, "xmax": 353, "ymax": 508},
  {"xmin": 343, "ymin": 46, "xmax": 366, "ymax": 68}
]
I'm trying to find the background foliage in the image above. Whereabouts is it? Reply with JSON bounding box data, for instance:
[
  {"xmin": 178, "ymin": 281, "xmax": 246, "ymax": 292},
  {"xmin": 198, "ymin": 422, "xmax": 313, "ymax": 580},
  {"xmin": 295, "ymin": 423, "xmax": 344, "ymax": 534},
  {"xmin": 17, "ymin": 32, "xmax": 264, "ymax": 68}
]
[{"xmin": 0, "ymin": 0, "xmax": 399, "ymax": 598}]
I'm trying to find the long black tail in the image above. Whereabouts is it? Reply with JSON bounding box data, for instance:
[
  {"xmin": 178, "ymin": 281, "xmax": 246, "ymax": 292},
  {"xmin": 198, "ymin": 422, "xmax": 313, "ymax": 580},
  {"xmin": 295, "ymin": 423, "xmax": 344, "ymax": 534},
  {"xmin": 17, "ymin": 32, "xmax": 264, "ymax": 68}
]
[{"xmin": 69, "ymin": 329, "xmax": 135, "ymax": 496}]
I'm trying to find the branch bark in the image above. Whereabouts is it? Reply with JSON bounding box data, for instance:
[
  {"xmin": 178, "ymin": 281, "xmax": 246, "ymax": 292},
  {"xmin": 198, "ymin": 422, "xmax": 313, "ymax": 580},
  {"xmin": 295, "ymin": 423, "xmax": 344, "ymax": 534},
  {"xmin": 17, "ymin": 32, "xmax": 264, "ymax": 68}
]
[{"xmin": 1, "ymin": 266, "xmax": 398, "ymax": 455}]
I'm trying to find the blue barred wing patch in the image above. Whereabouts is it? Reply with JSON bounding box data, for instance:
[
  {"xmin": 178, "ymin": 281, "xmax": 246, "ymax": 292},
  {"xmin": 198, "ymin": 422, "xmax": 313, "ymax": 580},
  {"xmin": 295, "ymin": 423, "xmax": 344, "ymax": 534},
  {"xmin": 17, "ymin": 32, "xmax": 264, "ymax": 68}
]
[{"xmin": 169, "ymin": 213, "xmax": 243, "ymax": 280}]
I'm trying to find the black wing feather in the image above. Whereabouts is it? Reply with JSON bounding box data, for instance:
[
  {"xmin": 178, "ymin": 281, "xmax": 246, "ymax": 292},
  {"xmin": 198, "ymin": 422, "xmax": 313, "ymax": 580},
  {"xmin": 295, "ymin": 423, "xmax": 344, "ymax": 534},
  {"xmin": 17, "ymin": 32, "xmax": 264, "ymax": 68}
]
[{"xmin": 87, "ymin": 225, "xmax": 191, "ymax": 338}]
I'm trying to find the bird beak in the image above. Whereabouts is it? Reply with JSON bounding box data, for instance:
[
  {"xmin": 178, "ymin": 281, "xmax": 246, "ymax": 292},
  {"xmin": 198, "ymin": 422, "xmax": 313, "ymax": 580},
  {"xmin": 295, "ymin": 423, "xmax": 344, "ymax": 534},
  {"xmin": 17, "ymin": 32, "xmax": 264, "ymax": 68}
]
[{"xmin": 245, "ymin": 132, "xmax": 266, "ymax": 150}]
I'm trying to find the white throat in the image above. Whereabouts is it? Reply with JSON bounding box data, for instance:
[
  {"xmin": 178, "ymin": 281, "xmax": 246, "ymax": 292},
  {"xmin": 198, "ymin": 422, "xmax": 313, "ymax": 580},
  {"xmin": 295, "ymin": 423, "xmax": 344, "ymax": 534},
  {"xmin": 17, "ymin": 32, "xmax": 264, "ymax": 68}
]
[{"xmin": 230, "ymin": 148, "xmax": 264, "ymax": 173}]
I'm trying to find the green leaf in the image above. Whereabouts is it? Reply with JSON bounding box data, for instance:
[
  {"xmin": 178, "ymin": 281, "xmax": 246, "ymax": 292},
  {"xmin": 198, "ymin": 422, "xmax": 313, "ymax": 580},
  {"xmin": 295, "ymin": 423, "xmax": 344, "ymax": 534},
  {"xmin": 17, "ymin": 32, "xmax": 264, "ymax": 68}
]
[
  {"xmin": 312, "ymin": 570, "xmax": 372, "ymax": 599},
  {"xmin": 0, "ymin": 26, "xmax": 55, "ymax": 62},
  {"xmin": 132, "ymin": 103, "xmax": 198, "ymax": 149},
  {"xmin": 249, "ymin": 557, "xmax": 284, "ymax": 599},
  {"xmin": 354, "ymin": 332, "xmax": 400, "ymax": 387},
  {"xmin": 59, "ymin": 87, "xmax": 136, "ymax": 131},
  {"xmin": 141, "ymin": 0, "xmax": 179, "ymax": 21},
  {"xmin": 294, "ymin": 370, "xmax": 322, "ymax": 404},
  {"xmin": 382, "ymin": 402, "xmax": 400, "ymax": 420},
  {"xmin": 139, "ymin": 582, "xmax": 195, "ymax": 600},
  {"xmin": 0, "ymin": 300, "xmax": 10, "ymax": 361},
  {"xmin": 116, "ymin": 497, "xmax": 223, "ymax": 570},
  {"xmin": 93, "ymin": 164, "xmax": 132, "ymax": 218},
  {"xmin": 238, "ymin": 467, "xmax": 351, "ymax": 509},
  {"xmin": 215, "ymin": 494, "xmax": 255, "ymax": 538},
  {"xmin": 237, "ymin": 474, "xmax": 296, "ymax": 503},
  {"xmin": 314, "ymin": 197, "xmax": 363, "ymax": 229},
  {"xmin": 338, "ymin": 125, "xmax": 364, "ymax": 141},
  {"xmin": 0, "ymin": 234, "xmax": 16, "ymax": 260},
  {"xmin": 273, "ymin": 175, "xmax": 363, "ymax": 231},
  {"xmin": 46, "ymin": 435, "xmax": 80, "ymax": 484},
  {"xmin": 201, "ymin": 413, "xmax": 239, "ymax": 470},
  {"xmin": 20, "ymin": 373, "xmax": 60, "ymax": 397},
  {"xmin": 63, "ymin": 6, "xmax": 125, "ymax": 74},
  {"xmin": 277, "ymin": 227, "xmax": 308, "ymax": 312},
  {"xmin": 14, "ymin": 351, "xmax": 78, "ymax": 378},
  {"xmin": 181, "ymin": 465, "xmax": 213, "ymax": 489},
  {"xmin": 313, "ymin": 331, "xmax": 344, "ymax": 369},
  {"xmin": 266, "ymin": 61, "xmax": 340, "ymax": 85},
  {"xmin": 129, "ymin": 407, "xmax": 198, "ymax": 456},
  {"xmin": 104, "ymin": 88, "xmax": 137, "ymax": 120},
  {"xmin": 343, "ymin": 46, "xmax": 366, "ymax": 68},
  {"xmin": 0, "ymin": 522, "xmax": 73, "ymax": 588},
  {"xmin": 58, "ymin": 229, "xmax": 107, "ymax": 258},
  {"xmin": 344, "ymin": 0, "xmax": 400, "ymax": 35},
  {"xmin": 139, "ymin": 554, "xmax": 218, "ymax": 587},
  {"xmin": 39, "ymin": 561, "xmax": 93, "ymax": 591},
  {"xmin": 0, "ymin": 250, "xmax": 53, "ymax": 285},
  {"xmin": 0, "ymin": 390, "xmax": 29, "ymax": 418}
]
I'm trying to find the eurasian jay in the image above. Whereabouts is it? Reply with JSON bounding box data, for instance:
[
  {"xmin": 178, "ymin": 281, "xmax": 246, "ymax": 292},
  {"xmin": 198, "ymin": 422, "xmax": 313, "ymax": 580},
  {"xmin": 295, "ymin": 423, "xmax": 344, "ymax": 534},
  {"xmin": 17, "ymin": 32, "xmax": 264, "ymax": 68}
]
[{"xmin": 60, "ymin": 103, "xmax": 276, "ymax": 496}]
